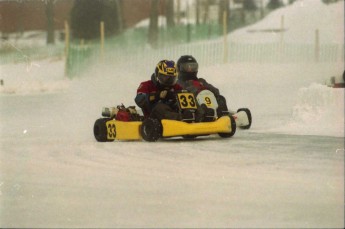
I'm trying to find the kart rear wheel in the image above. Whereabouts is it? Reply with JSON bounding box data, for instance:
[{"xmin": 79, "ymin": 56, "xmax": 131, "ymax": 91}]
[
  {"xmin": 237, "ymin": 108, "xmax": 252, "ymax": 129},
  {"xmin": 140, "ymin": 118, "xmax": 162, "ymax": 142},
  {"xmin": 218, "ymin": 115, "xmax": 236, "ymax": 138},
  {"xmin": 94, "ymin": 118, "xmax": 115, "ymax": 142}
]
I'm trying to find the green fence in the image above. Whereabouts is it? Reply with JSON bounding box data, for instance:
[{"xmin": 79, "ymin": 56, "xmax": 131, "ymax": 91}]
[
  {"xmin": 78, "ymin": 23, "xmax": 223, "ymax": 51},
  {"xmin": 66, "ymin": 24, "xmax": 223, "ymax": 77},
  {"xmin": 66, "ymin": 37, "xmax": 344, "ymax": 77},
  {"xmin": 65, "ymin": 43, "xmax": 95, "ymax": 77}
]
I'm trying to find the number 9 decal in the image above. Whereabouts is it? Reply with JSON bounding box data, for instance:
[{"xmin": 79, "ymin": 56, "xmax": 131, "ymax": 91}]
[
  {"xmin": 196, "ymin": 90, "xmax": 219, "ymax": 110},
  {"xmin": 204, "ymin": 97, "xmax": 212, "ymax": 106}
]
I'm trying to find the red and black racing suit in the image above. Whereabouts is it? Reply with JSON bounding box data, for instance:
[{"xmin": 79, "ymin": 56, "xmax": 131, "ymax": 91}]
[{"xmin": 135, "ymin": 74, "xmax": 183, "ymax": 120}]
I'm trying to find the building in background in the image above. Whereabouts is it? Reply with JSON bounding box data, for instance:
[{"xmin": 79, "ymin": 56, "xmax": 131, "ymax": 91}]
[{"xmin": 0, "ymin": 0, "xmax": 166, "ymax": 37}]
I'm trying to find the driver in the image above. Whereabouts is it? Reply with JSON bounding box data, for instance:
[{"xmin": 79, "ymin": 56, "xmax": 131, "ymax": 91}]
[
  {"xmin": 135, "ymin": 60, "xmax": 194, "ymax": 121},
  {"xmin": 177, "ymin": 55, "xmax": 230, "ymax": 117}
]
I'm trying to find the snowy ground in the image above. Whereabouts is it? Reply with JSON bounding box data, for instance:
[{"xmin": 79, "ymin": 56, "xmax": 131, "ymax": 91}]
[
  {"xmin": 0, "ymin": 0, "xmax": 344, "ymax": 228},
  {"xmin": 228, "ymin": 0, "xmax": 343, "ymax": 44}
]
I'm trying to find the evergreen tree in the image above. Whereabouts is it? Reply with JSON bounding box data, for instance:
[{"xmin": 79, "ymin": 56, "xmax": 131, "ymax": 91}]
[
  {"xmin": 243, "ymin": 0, "xmax": 257, "ymax": 11},
  {"xmin": 70, "ymin": 0, "xmax": 122, "ymax": 40},
  {"xmin": 267, "ymin": 0, "xmax": 284, "ymax": 10}
]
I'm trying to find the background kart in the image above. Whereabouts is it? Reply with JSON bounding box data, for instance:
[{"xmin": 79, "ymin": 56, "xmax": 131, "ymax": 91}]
[{"xmin": 93, "ymin": 91, "xmax": 251, "ymax": 142}]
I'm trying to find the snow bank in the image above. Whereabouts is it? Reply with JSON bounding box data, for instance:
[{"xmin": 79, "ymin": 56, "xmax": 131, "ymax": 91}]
[
  {"xmin": 269, "ymin": 83, "xmax": 344, "ymax": 137},
  {"xmin": 135, "ymin": 16, "xmax": 168, "ymax": 28},
  {"xmin": 228, "ymin": 0, "xmax": 344, "ymax": 44},
  {"xmin": 0, "ymin": 30, "xmax": 64, "ymax": 48},
  {"xmin": 199, "ymin": 62, "xmax": 344, "ymax": 137},
  {"xmin": 0, "ymin": 58, "xmax": 69, "ymax": 95}
]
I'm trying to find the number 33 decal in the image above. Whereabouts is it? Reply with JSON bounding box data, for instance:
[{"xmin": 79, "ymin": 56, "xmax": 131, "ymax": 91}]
[
  {"xmin": 107, "ymin": 123, "xmax": 116, "ymax": 139},
  {"xmin": 178, "ymin": 93, "xmax": 197, "ymax": 109}
]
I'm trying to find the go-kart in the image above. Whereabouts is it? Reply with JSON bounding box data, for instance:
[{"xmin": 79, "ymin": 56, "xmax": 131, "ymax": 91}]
[{"xmin": 93, "ymin": 91, "xmax": 251, "ymax": 142}]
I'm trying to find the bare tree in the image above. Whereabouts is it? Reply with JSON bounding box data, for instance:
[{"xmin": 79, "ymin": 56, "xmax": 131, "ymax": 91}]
[
  {"xmin": 148, "ymin": 0, "xmax": 159, "ymax": 48},
  {"xmin": 113, "ymin": 0, "xmax": 124, "ymax": 33},
  {"xmin": 196, "ymin": 0, "xmax": 200, "ymax": 25},
  {"xmin": 176, "ymin": 0, "xmax": 181, "ymax": 24},
  {"xmin": 166, "ymin": 0, "xmax": 175, "ymax": 28},
  {"xmin": 46, "ymin": 0, "xmax": 55, "ymax": 44},
  {"xmin": 202, "ymin": 0, "xmax": 210, "ymax": 24}
]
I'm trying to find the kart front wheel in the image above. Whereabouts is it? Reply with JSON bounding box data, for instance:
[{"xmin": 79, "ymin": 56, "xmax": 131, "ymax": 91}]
[
  {"xmin": 140, "ymin": 118, "xmax": 162, "ymax": 142},
  {"xmin": 218, "ymin": 115, "xmax": 236, "ymax": 138},
  {"xmin": 94, "ymin": 118, "xmax": 115, "ymax": 142}
]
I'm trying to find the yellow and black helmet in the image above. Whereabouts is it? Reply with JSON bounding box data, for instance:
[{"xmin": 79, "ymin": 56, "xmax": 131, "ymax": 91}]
[{"xmin": 154, "ymin": 60, "xmax": 178, "ymax": 86}]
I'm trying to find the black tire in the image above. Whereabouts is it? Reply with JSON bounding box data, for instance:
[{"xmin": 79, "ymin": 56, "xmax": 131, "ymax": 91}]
[
  {"xmin": 93, "ymin": 118, "xmax": 115, "ymax": 142},
  {"xmin": 182, "ymin": 135, "xmax": 197, "ymax": 140},
  {"xmin": 218, "ymin": 115, "xmax": 236, "ymax": 138},
  {"xmin": 140, "ymin": 118, "xmax": 162, "ymax": 142},
  {"xmin": 237, "ymin": 108, "xmax": 252, "ymax": 129}
]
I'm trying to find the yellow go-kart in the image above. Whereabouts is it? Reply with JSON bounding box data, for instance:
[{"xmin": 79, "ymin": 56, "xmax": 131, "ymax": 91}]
[{"xmin": 93, "ymin": 91, "xmax": 251, "ymax": 142}]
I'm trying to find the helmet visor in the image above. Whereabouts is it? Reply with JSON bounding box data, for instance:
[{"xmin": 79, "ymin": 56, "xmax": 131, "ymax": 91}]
[
  {"xmin": 157, "ymin": 73, "xmax": 178, "ymax": 86},
  {"xmin": 179, "ymin": 62, "xmax": 198, "ymax": 73}
]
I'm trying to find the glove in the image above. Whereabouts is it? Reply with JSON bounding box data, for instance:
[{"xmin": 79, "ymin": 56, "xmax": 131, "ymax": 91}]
[{"xmin": 159, "ymin": 90, "xmax": 168, "ymax": 99}]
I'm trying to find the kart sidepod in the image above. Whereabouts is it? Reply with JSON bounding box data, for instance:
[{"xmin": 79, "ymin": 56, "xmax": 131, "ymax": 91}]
[{"xmin": 94, "ymin": 115, "xmax": 235, "ymax": 142}]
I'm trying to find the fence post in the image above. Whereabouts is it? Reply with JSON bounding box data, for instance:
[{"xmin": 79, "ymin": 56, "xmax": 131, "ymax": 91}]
[
  {"xmin": 100, "ymin": 21, "xmax": 105, "ymax": 60},
  {"xmin": 315, "ymin": 29, "xmax": 320, "ymax": 62},
  {"xmin": 278, "ymin": 15, "xmax": 285, "ymax": 62},
  {"xmin": 280, "ymin": 15, "xmax": 284, "ymax": 46},
  {"xmin": 223, "ymin": 11, "xmax": 228, "ymax": 64}
]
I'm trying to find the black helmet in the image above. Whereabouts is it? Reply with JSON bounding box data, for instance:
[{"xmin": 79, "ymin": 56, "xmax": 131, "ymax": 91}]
[{"xmin": 177, "ymin": 55, "xmax": 198, "ymax": 81}]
